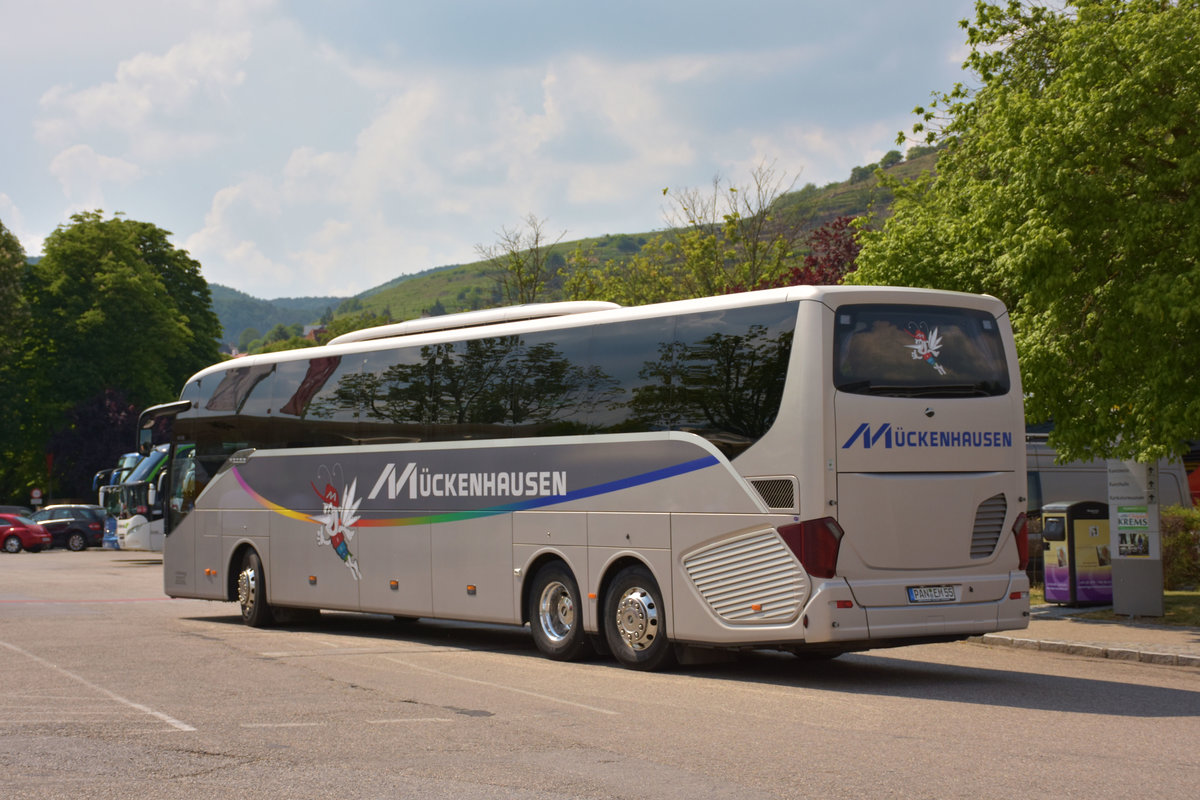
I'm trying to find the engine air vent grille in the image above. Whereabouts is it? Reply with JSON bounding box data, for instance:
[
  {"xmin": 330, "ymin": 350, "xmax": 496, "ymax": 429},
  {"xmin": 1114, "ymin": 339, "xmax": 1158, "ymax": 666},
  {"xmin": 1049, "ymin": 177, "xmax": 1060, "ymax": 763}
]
[
  {"xmin": 683, "ymin": 529, "xmax": 808, "ymax": 623},
  {"xmin": 750, "ymin": 478, "xmax": 797, "ymax": 511},
  {"xmin": 971, "ymin": 494, "xmax": 1007, "ymax": 559}
]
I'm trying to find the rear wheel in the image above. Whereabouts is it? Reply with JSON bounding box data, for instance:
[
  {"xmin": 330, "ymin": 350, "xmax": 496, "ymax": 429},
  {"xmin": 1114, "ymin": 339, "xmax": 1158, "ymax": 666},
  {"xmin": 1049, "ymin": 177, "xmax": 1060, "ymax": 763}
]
[
  {"xmin": 3, "ymin": 535, "xmax": 21, "ymax": 553},
  {"xmin": 237, "ymin": 550, "xmax": 275, "ymax": 627},
  {"xmin": 603, "ymin": 565, "xmax": 675, "ymax": 671},
  {"xmin": 528, "ymin": 561, "xmax": 590, "ymax": 661},
  {"xmin": 66, "ymin": 531, "xmax": 87, "ymax": 551}
]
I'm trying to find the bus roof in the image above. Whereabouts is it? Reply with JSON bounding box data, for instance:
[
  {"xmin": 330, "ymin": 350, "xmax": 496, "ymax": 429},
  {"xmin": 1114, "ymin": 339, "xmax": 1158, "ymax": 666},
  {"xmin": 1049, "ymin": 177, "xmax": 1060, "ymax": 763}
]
[
  {"xmin": 184, "ymin": 285, "xmax": 1005, "ymax": 387},
  {"xmin": 326, "ymin": 301, "xmax": 621, "ymax": 346}
]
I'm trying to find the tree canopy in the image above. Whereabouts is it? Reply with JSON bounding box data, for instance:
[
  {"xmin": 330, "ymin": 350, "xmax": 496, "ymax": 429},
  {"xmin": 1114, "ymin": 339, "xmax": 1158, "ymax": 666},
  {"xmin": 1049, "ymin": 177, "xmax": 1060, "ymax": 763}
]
[
  {"xmin": 851, "ymin": 0, "xmax": 1200, "ymax": 462},
  {"xmin": 0, "ymin": 211, "xmax": 223, "ymax": 501}
]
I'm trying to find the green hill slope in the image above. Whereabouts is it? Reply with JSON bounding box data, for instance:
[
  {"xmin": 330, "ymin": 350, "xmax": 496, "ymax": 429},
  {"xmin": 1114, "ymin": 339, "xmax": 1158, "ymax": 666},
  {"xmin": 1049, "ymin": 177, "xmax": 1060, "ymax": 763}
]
[{"xmin": 213, "ymin": 150, "xmax": 938, "ymax": 346}]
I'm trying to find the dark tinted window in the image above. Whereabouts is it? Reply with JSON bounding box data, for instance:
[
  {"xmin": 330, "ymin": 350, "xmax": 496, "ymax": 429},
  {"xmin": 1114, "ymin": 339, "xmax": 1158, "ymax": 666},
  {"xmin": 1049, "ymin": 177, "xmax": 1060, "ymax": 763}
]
[
  {"xmin": 673, "ymin": 305, "xmax": 796, "ymax": 448},
  {"xmin": 178, "ymin": 301, "xmax": 798, "ymax": 460},
  {"xmin": 833, "ymin": 304, "xmax": 1009, "ymax": 397}
]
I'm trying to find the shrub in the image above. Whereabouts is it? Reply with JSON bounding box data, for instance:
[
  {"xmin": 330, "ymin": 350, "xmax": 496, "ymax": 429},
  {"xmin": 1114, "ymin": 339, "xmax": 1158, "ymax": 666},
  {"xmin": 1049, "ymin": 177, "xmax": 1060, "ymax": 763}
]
[{"xmin": 1160, "ymin": 506, "xmax": 1200, "ymax": 590}]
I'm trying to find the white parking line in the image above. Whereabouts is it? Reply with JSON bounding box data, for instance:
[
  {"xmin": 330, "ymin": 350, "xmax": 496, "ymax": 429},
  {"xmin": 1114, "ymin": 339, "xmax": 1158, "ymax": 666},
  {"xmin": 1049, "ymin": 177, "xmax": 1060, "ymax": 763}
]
[{"xmin": 0, "ymin": 639, "xmax": 195, "ymax": 732}]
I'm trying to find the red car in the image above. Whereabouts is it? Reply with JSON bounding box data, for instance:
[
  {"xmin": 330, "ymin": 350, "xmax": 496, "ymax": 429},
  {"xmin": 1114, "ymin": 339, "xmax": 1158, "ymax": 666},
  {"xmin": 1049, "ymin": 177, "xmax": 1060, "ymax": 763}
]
[{"xmin": 0, "ymin": 513, "xmax": 52, "ymax": 553}]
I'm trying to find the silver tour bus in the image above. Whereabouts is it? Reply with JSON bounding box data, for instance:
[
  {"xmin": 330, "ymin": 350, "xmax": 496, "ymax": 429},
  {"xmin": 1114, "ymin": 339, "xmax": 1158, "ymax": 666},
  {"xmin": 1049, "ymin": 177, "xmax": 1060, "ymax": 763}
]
[{"xmin": 145, "ymin": 285, "xmax": 1030, "ymax": 670}]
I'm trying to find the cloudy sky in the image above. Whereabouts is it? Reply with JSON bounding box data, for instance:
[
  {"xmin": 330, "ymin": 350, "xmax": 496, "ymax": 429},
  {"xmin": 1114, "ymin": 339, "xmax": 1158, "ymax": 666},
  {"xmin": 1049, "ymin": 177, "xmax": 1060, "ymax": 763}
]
[{"xmin": 1, "ymin": 0, "xmax": 978, "ymax": 300}]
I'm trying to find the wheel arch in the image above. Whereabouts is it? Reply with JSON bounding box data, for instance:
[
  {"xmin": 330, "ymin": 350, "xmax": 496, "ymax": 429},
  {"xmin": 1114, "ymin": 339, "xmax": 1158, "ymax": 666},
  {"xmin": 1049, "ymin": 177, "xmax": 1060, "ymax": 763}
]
[
  {"xmin": 596, "ymin": 554, "xmax": 658, "ymax": 618},
  {"xmin": 226, "ymin": 541, "xmax": 262, "ymax": 602},
  {"xmin": 519, "ymin": 551, "xmax": 578, "ymax": 627}
]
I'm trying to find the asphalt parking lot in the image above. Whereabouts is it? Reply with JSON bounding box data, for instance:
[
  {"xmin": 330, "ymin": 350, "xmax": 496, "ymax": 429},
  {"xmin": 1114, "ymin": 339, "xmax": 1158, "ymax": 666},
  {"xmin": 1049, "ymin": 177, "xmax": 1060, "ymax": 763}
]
[{"xmin": 3, "ymin": 548, "xmax": 1199, "ymax": 799}]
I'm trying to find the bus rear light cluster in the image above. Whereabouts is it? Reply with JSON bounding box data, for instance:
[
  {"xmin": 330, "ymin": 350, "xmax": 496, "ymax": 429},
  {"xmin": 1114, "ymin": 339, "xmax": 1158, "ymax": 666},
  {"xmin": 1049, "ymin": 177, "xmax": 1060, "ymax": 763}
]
[
  {"xmin": 777, "ymin": 517, "xmax": 845, "ymax": 579},
  {"xmin": 1012, "ymin": 512, "xmax": 1029, "ymax": 571}
]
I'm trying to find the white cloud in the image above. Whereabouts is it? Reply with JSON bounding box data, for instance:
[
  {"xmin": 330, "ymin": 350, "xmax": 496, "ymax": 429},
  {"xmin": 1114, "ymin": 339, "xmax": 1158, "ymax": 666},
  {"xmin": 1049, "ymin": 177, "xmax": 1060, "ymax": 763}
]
[
  {"xmin": 36, "ymin": 30, "xmax": 252, "ymax": 160},
  {"xmin": 48, "ymin": 145, "xmax": 142, "ymax": 208},
  {"xmin": 0, "ymin": 194, "xmax": 39, "ymax": 254},
  {"xmin": 11, "ymin": 0, "xmax": 976, "ymax": 299}
]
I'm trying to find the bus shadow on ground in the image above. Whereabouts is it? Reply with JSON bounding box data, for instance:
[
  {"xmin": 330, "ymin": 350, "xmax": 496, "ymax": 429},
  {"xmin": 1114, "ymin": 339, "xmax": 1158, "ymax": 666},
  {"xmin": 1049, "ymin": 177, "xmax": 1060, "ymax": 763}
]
[{"xmin": 185, "ymin": 610, "xmax": 1200, "ymax": 718}]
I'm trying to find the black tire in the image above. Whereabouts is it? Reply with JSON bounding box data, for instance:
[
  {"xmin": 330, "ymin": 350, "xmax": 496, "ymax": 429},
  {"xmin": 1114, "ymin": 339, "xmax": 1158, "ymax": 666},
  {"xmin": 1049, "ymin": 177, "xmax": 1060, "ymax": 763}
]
[
  {"xmin": 602, "ymin": 564, "xmax": 675, "ymax": 671},
  {"xmin": 66, "ymin": 531, "xmax": 87, "ymax": 551},
  {"xmin": 237, "ymin": 550, "xmax": 275, "ymax": 627},
  {"xmin": 528, "ymin": 561, "xmax": 591, "ymax": 662},
  {"xmin": 3, "ymin": 535, "xmax": 22, "ymax": 554}
]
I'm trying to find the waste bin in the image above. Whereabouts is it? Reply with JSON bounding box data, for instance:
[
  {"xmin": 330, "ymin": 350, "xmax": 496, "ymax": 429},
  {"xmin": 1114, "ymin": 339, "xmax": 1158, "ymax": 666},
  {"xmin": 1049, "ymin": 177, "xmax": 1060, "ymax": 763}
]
[{"xmin": 1041, "ymin": 500, "xmax": 1112, "ymax": 605}]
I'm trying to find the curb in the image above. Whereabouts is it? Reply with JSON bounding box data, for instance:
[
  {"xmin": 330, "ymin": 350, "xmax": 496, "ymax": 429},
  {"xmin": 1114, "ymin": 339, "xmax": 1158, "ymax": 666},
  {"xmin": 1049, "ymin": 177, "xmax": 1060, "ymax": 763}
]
[{"xmin": 971, "ymin": 633, "xmax": 1200, "ymax": 668}]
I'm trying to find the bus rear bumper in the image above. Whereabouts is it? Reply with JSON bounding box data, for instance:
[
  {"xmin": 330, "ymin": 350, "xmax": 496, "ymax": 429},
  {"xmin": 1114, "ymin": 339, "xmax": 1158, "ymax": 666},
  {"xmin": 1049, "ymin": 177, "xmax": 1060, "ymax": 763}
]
[
  {"xmin": 798, "ymin": 581, "xmax": 871, "ymax": 643},
  {"xmin": 857, "ymin": 572, "xmax": 1031, "ymax": 641}
]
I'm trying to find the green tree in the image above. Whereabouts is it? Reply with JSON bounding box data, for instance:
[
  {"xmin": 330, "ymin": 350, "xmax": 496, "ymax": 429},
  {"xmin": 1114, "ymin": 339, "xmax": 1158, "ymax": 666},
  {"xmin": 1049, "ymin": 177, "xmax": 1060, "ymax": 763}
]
[
  {"xmin": 476, "ymin": 213, "xmax": 567, "ymax": 305},
  {"xmin": 565, "ymin": 161, "xmax": 804, "ymax": 305},
  {"xmin": 265, "ymin": 323, "xmax": 293, "ymax": 343},
  {"xmin": 851, "ymin": 0, "xmax": 1200, "ymax": 462},
  {"xmin": 238, "ymin": 327, "xmax": 262, "ymax": 352},
  {"xmin": 562, "ymin": 238, "xmax": 687, "ymax": 306},
  {"xmin": 0, "ymin": 220, "xmax": 32, "ymax": 501},
  {"xmin": 4, "ymin": 211, "xmax": 222, "ymax": 499},
  {"xmin": 0, "ymin": 219, "xmax": 28, "ymax": 364},
  {"xmin": 661, "ymin": 160, "xmax": 801, "ymax": 295}
]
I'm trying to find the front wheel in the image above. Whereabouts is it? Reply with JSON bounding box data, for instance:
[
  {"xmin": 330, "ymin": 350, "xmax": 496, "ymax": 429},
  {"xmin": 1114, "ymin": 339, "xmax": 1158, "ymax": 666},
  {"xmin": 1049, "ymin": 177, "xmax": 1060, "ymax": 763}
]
[
  {"xmin": 603, "ymin": 565, "xmax": 675, "ymax": 671},
  {"xmin": 237, "ymin": 550, "xmax": 275, "ymax": 627},
  {"xmin": 66, "ymin": 531, "xmax": 87, "ymax": 551},
  {"xmin": 528, "ymin": 562, "xmax": 591, "ymax": 661},
  {"xmin": 3, "ymin": 535, "xmax": 22, "ymax": 553}
]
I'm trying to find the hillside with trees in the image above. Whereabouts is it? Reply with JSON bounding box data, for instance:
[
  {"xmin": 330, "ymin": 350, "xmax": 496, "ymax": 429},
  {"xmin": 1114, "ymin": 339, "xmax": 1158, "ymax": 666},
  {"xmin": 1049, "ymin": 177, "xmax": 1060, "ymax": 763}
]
[{"xmin": 216, "ymin": 149, "xmax": 939, "ymax": 354}]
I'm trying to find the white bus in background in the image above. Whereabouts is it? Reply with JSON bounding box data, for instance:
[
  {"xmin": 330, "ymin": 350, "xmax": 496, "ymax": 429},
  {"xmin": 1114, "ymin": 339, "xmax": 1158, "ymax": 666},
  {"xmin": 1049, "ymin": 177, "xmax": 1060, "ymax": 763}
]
[
  {"xmin": 143, "ymin": 285, "xmax": 1030, "ymax": 670},
  {"xmin": 114, "ymin": 444, "xmax": 171, "ymax": 551},
  {"xmin": 1025, "ymin": 432, "xmax": 1193, "ymax": 513}
]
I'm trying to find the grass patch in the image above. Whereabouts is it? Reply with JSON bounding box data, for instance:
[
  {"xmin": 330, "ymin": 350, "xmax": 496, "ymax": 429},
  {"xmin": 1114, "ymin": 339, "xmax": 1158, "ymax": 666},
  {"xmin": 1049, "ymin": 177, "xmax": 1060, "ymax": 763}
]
[{"xmin": 1036, "ymin": 589, "xmax": 1200, "ymax": 627}]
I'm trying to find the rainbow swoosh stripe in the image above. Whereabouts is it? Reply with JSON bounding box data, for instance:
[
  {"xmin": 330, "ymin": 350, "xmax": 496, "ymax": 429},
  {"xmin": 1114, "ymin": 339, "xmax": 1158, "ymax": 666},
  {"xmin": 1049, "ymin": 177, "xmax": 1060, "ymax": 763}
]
[{"xmin": 230, "ymin": 454, "xmax": 720, "ymax": 528}]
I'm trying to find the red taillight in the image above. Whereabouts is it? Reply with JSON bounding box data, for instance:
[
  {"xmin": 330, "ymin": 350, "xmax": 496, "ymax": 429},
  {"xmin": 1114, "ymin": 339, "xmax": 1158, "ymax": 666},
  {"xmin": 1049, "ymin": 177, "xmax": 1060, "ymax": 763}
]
[
  {"xmin": 1012, "ymin": 512, "xmax": 1029, "ymax": 571},
  {"xmin": 778, "ymin": 517, "xmax": 845, "ymax": 579},
  {"xmin": 89, "ymin": 522, "xmax": 102, "ymax": 531}
]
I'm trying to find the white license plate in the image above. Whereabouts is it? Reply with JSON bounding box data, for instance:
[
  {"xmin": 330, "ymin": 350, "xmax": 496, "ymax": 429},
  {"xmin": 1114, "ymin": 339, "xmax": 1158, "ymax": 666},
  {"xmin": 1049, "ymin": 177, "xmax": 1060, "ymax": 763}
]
[{"xmin": 907, "ymin": 585, "xmax": 956, "ymax": 603}]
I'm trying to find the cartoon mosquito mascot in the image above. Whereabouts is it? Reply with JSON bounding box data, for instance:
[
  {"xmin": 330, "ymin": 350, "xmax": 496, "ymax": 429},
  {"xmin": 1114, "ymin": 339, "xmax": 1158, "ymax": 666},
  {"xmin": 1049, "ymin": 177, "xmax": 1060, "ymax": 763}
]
[
  {"xmin": 906, "ymin": 321, "xmax": 947, "ymax": 376},
  {"xmin": 312, "ymin": 464, "xmax": 362, "ymax": 580}
]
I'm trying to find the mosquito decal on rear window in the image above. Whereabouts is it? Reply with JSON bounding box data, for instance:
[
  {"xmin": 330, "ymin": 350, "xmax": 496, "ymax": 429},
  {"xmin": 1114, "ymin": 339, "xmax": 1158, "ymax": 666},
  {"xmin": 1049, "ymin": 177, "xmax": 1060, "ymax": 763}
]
[{"xmin": 906, "ymin": 322, "xmax": 946, "ymax": 376}]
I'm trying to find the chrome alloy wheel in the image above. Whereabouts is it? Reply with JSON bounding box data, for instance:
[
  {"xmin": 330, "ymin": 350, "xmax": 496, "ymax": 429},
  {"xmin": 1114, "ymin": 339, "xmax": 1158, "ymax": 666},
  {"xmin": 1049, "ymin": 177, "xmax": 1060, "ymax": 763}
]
[
  {"xmin": 614, "ymin": 586, "xmax": 659, "ymax": 651},
  {"xmin": 537, "ymin": 579, "xmax": 576, "ymax": 644},
  {"xmin": 237, "ymin": 562, "xmax": 258, "ymax": 616}
]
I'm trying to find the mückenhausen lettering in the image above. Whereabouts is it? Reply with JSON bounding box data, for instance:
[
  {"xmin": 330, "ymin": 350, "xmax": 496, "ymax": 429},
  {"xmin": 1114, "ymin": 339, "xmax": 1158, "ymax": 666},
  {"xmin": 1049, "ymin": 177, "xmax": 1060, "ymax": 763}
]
[
  {"xmin": 841, "ymin": 422, "xmax": 1013, "ymax": 450},
  {"xmin": 368, "ymin": 462, "xmax": 568, "ymax": 501}
]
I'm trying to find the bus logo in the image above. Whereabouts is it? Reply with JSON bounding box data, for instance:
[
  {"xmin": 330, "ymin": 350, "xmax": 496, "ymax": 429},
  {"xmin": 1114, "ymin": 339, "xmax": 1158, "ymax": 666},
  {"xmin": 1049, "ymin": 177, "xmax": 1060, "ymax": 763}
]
[
  {"xmin": 906, "ymin": 322, "xmax": 947, "ymax": 375},
  {"xmin": 841, "ymin": 423, "xmax": 1014, "ymax": 450},
  {"xmin": 841, "ymin": 422, "xmax": 893, "ymax": 449},
  {"xmin": 313, "ymin": 469, "xmax": 362, "ymax": 580}
]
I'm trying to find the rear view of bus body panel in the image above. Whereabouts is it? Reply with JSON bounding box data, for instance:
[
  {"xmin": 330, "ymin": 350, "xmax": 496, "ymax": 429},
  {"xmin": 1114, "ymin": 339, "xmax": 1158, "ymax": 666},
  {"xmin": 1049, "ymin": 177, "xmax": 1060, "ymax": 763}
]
[{"xmin": 830, "ymin": 297, "xmax": 1030, "ymax": 642}]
